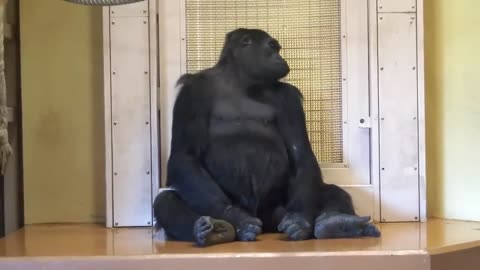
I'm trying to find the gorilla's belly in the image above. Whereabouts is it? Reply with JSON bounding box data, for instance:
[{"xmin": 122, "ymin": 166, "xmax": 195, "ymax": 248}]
[{"xmin": 204, "ymin": 133, "xmax": 289, "ymax": 214}]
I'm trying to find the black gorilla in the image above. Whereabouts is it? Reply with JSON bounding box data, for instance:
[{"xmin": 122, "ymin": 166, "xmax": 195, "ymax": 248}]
[{"xmin": 154, "ymin": 28, "xmax": 380, "ymax": 246}]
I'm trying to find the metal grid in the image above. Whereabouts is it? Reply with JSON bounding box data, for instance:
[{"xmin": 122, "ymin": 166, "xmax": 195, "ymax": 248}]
[{"xmin": 185, "ymin": 0, "xmax": 343, "ymax": 163}]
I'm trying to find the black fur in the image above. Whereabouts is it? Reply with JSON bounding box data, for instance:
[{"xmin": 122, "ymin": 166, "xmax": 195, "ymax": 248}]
[{"xmin": 153, "ymin": 28, "xmax": 380, "ymax": 246}]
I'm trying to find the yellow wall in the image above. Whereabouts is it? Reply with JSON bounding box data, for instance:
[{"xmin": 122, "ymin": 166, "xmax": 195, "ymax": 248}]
[
  {"xmin": 20, "ymin": 0, "xmax": 105, "ymax": 223},
  {"xmin": 425, "ymin": 0, "xmax": 480, "ymax": 221}
]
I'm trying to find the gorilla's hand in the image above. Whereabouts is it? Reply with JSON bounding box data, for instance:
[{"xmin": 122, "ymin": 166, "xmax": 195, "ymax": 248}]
[
  {"xmin": 236, "ymin": 217, "xmax": 263, "ymax": 241},
  {"xmin": 314, "ymin": 212, "xmax": 381, "ymax": 239},
  {"xmin": 278, "ymin": 212, "xmax": 313, "ymax": 241}
]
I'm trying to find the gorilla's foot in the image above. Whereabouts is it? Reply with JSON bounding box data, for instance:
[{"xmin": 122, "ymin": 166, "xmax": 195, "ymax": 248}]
[
  {"xmin": 193, "ymin": 216, "xmax": 236, "ymax": 247},
  {"xmin": 236, "ymin": 217, "xmax": 263, "ymax": 242},
  {"xmin": 314, "ymin": 213, "xmax": 381, "ymax": 239},
  {"xmin": 278, "ymin": 213, "xmax": 313, "ymax": 241}
]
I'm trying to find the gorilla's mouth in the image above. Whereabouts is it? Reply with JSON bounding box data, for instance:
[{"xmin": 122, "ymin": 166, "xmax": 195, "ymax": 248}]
[{"xmin": 276, "ymin": 62, "xmax": 290, "ymax": 77}]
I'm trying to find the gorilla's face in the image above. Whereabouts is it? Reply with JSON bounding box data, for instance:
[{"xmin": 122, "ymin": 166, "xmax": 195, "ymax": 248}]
[{"xmin": 232, "ymin": 30, "xmax": 290, "ymax": 81}]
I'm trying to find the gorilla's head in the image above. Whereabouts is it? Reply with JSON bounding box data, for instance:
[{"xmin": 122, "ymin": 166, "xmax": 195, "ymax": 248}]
[{"xmin": 218, "ymin": 28, "xmax": 290, "ymax": 82}]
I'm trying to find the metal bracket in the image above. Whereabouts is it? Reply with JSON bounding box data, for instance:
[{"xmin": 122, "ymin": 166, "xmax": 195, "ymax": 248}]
[
  {"xmin": 7, "ymin": 107, "xmax": 14, "ymax": 123},
  {"xmin": 5, "ymin": 23, "xmax": 13, "ymax": 40},
  {"xmin": 358, "ymin": 117, "xmax": 372, "ymax": 129}
]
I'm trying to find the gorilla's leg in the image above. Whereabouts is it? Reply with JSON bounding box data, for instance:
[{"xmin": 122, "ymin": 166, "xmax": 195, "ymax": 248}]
[
  {"xmin": 314, "ymin": 184, "xmax": 381, "ymax": 239},
  {"xmin": 153, "ymin": 190, "xmax": 236, "ymax": 246},
  {"xmin": 258, "ymin": 205, "xmax": 286, "ymax": 233}
]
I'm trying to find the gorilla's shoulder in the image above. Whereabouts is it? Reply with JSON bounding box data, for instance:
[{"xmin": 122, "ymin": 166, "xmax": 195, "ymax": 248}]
[
  {"xmin": 176, "ymin": 73, "xmax": 206, "ymax": 87},
  {"xmin": 174, "ymin": 72, "xmax": 217, "ymax": 104},
  {"xmin": 176, "ymin": 71, "xmax": 216, "ymax": 90},
  {"xmin": 276, "ymin": 82, "xmax": 304, "ymax": 101},
  {"xmin": 176, "ymin": 73, "xmax": 194, "ymax": 86}
]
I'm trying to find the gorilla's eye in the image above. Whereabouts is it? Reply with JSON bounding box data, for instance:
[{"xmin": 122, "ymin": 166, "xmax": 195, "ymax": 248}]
[{"xmin": 269, "ymin": 40, "xmax": 280, "ymax": 51}]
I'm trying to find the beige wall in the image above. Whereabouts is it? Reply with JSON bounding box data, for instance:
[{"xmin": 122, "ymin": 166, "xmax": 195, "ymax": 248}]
[
  {"xmin": 425, "ymin": 0, "xmax": 480, "ymax": 221},
  {"xmin": 20, "ymin": 0, "xmax": 105, "ymax": 224}
]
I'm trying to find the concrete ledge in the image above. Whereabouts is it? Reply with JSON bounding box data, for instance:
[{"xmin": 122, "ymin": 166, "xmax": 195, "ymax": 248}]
[{"xmin": 0, "ymin": 252, "xmax": 431, "ymax": 270}]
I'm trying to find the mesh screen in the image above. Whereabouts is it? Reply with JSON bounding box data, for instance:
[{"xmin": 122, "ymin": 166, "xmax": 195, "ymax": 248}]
[{"xmin": 185, "ymin": 0, "xmax": 343, "ymax": 163}]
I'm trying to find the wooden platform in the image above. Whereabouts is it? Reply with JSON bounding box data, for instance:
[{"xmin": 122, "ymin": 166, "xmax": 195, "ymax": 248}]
[{"xmin": 0, "ymin": 218, "xmax": 479, "ymax": 270}]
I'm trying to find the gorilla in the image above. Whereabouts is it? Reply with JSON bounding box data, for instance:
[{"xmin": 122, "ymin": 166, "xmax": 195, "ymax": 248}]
[{"xmin": 154, "ymin": 28, "xmax": 380, "ymax": 246}]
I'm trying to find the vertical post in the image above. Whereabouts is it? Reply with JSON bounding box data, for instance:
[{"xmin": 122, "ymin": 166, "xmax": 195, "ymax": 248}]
[
  {"xmin": 374, "ymin": 0, "xmax": 425, "ymax": 222},
  {"xmin": 416, "ymin": 0, "xmax": 427, "ymax": 223},
  {"xmin": 158, "ymin": 0, "xmax": 184, "ymax": 188},
  {"xmin": 0, "ymin": 174, "xmax": 4, "ymax": 237},
  {"xmin": 103, "ymin": 0, "xmax": 158, "ymax": 228},
  {"xmin": 3, "ymin": 0, "xmax": 22, "ymax": 235},
  {"xmin": 0, "ymin": 0, "xmax": 5, "ymax": 238}
]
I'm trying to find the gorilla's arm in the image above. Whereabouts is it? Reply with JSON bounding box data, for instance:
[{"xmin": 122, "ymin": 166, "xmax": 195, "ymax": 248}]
[
  {"xmin": 275, "ymin": 83, "xmax": 380, "ymax": 240},
  {"xmin": 273, "ymin": 83, "xmax": 353, "ymax": 239},
  {"xmin": 167, "ymin": 76, "xmax": 260, "ymax": 238},
  {"xmin": 274, "ymin": 84, "xmax": 327, "ymax": 213},
  {"xmin": 168, "ymin": 78, "xmax": 228, "ymax": 217}
]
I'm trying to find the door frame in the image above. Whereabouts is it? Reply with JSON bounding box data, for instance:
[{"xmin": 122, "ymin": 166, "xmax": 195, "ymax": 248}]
[
  {"xmin": 101, "ymin": 0, "xmax": 426, "ymax": 227},
  {"xmin": 158, "ymin": 0, "xmax": 377, "ymax": 219}
]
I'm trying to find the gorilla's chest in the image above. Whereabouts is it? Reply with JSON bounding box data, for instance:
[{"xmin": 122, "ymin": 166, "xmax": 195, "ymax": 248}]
[
  {"xmin": 209, "ymin": 93, "xmax": 277, "ymax": 136},
  {"xmin": 204, "ymin": 92, "xmax": 289, "ymax": 212}
]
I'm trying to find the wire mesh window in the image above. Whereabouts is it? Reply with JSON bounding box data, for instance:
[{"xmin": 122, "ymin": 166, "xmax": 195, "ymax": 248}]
[{"xmin": 185, "ymin": 0, "xmax": 343, "ymax": 164}]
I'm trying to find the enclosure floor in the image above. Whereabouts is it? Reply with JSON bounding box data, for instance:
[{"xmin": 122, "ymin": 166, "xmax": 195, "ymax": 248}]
[{"xmin": 0, "ymin": 218, "xmax": 479, "ymax": 256}]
